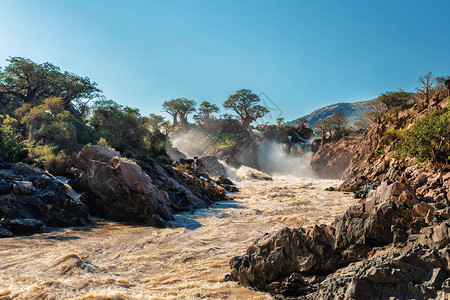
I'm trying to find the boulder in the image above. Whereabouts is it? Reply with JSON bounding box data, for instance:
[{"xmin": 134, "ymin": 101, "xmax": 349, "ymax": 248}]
[
  {"xmin": 12, "ymin": 181, "xmax": 36, "ymax": 195},
  {"xmin": 197, "ymin": 156, "xmax": 227, "ymax": 178},
  {"xmin": 310, "ymin": 132, "xmax": 362, "ymax": 179},
  {"xmin": 229, "ymin": 180, "xmax": 450, "ymax": 298},
  {"xmin": 1, "ymin": 218, "xmax": 44, "ymax": 234},
  {"xmin": 0, "ymin": 166, "xmax": 89, "ymax": 237},
  {"xmin": 71, "ymin": 146, "xmax": 227, "ymax": 226}
]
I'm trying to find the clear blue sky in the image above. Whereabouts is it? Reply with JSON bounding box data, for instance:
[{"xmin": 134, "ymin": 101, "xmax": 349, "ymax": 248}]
[{"xmin": 0, "ymin": 0, "xmax": 449, "ymax": 123}]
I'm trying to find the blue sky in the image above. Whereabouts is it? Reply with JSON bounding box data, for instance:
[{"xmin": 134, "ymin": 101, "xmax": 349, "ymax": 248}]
[{"xmin": 0, "ymin": 0, "xmax": 449, "ymax": 123}]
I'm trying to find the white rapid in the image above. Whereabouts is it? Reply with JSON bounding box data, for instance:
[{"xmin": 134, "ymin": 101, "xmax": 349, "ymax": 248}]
[{"xmin": 0, "ymin": 176, "xmax": 356, "ymax": 299}]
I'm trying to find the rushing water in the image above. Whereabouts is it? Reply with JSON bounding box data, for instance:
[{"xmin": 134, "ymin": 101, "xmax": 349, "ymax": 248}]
[{"xmin": 0, "ymin": 176, "xmax": 355, "ymax": 299}]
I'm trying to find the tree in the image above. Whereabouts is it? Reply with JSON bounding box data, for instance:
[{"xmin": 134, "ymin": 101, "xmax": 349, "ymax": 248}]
[
  {"xmin": 223, "ymin": 89, "xmax": 269, "ymax": 129},
  {"xmin": 162, "ymin": 99, "xmax": 180, "ymax": 125},
  {"xmin": 90, "ymin": 99, "xmax": 148, "ymax": 152},
  {"xmin": 0, "ymin": 57, "xmax": 101, "ymax": 114},
  {"xmin": 162, "ymin": 98, "xmax": 196, "ymax": 126},
  {"xmin": 314, "ymin": 118, "xmax": 333, "ymax": 146},
  {"xmin": 143, "ymin": 114, "xmax": 170, "ymax": 150},
  {"xmin": 364, "ymin": 99, "xmax": 388, "ymax": 123},
  {"xmin": 295, "ymin": 117, "xmax": 308, "ymax": 129},
  {"xmin": 330, "ymin": 112, "xmax": 347, "ymax": 138},
  {"xmin": 276, "ymin": 117, "xmax": 284, "ymax": 126},
  {"xmin": 220, "ymin": 113, "xmax": 238, "ymax": 120},
  {"xmin": 193, "ymin": 101, "xmax": 220, "ymax": 124},
  {"xmin": 416, "ymin": 72, "xmax": 435, "ymax": 105},
  {"xmin": 377, "ymin": 90, "xmax": 411, "ymax": 109},
  {"xmin": 0, "ymin": 114, "xmax": 23, "ymax": 161},
  {"xmin": 177, "ymin": 98, "xmax": 196, "ymax": 126},
  {"xmin": 15, "ymin": 97, "xmax": 77, "ymax": 150},
  {"xmin": 145, "ymin": 113, "xmax": 169, "ymax": 134},
  {"xmin": 435, "ymin": 75, "xmax": 450, "ymax": 98}
]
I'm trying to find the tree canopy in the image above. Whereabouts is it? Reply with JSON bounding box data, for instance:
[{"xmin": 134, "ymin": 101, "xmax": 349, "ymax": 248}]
[
  {"xmin": 223, "ymin": 89, "xmax": 269, "ymax": 129},
  {"xmin": 194, "ymin": 101, "xmax": 220, "ymax": 124},
  {"xmin": 0, "ymin": 57, "xmax": 101, "ymax": 115},
  {"xmin": 162, "ymin": 98, "xmax": 197, "ymax": 126},
  {"xmin": 377, "ymin": 90, "xmax": 411, "ymax": 109}
]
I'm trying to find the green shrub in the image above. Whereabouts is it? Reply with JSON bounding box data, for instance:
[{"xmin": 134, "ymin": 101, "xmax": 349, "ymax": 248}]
[
  {"xmin": 212, "ymin": 133, "xmax": 239, "ymax": 150},
  {"xmin": 384, "ymin": 128, "xmax": 404, "ymax": 145},
  {"xmin": 0, "ymin": 115, "xmax": 24, "ymax": 161},
  {"xmin": 27, "ymin": 145, "xmax": 67, "ymax": 175},
  {"xmin": 96, "ymin": 137, "xmax": 115, "ymax": 151},
  {"xmin": 396, "ymin": 109, "xmax": 450, "ymax": 162},
  {"xmin": 155, "ymin": 155, "xmax": 171, "ymax": 165}
]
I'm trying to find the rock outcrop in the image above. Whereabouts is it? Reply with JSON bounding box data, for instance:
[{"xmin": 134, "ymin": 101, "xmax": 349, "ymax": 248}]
[
  {"xmin": 228, "ymin": 177, "xmax": 450, "ymax": 299},
  {"xmin": 0, "ymin": 162, "xmax": 89, "ymax": 237},
  {"xmin": 310, "ymin": 131, "xmax": 363, "ymax": 179},
  {"xmin": 71, "ymin": 146, "xmax": 227, "ymax": 227}
]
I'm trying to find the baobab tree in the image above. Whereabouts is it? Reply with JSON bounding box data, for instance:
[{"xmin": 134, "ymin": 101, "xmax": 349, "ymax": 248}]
[
  {"xmin": 193, "ymin": 101, "xmax": 220, "ymax": 124},
  {"xmin": 330, "ymin": 112, "xmax": 347, "ymax": 138},
  {"xmin": 177, "ymin": 98, "xmax": 196, "ymax": 126},
  {"xmin": 223, "ymin": 89, "xmax": 269, "ymax": 129},
  {"xmin": 162, "ymin": 98, "xmax": 197, "ymax": 127},
  {"xmin": 314, "ymin": 118, "xmax": 333, "ymax": 146},
  {"xmin": 162, "ymin": 99, "xmax": 180, "ymax": 125}
]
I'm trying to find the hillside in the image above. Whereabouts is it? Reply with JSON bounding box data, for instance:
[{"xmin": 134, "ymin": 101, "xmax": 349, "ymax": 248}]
[{"xmin": 288, "ymin": 99, "xmax": 375, "ymax": 128}]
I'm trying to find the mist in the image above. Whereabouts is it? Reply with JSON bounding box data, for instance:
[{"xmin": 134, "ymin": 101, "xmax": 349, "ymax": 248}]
[
  {"xmin": 169, "ymin": 127, "xmax": 316, "ymax": 179},
  {"xmin": 258, "ymin": 141, "xmax": 316, "ymax": 178},
  {"xmin": 170, "ymin": 127, "xmax": 211, "ymax": 158}
]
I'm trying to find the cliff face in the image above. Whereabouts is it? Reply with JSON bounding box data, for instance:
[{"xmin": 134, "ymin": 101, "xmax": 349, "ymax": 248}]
[
  {"xmin": 340, "ymin": 94, "xmax": 449, "ymax": 193},
  {"xmin": 310, "ymin": 131, "xmax": 363, "ymax": 179}
]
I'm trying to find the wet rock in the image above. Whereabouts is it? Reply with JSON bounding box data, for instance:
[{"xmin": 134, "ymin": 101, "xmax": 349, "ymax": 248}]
[
  {"xmin": 229, "ymin": 178, "xmax": 450, "ymax": 299},
  {"xmin": 215, "ymin": 176, "xmax": 239, "ymax": 192},
  {"xmin": 1, "ymin": 218, "xmax": 44, "ymax": 234},
  {"xmin": 0, "ymin": 166, "xmax": 89, "ymax": 238},
  {"xmin": 0, "ymin": 180, "xmax": 12, "ymax": 195},
  {"xmin": 12, "ymin": 181, "xmax": 36, "ymax": 195},
  {"xmin": 197, "ymin": 156, "xmax": 227, "ymax": 178},
  {"xmin": 0, "ymin": 227, "xmax": 13, "ymax": 237},
  {"xmin": 72, "ymin": 146, "xmax": 226, "ymax": 226}
]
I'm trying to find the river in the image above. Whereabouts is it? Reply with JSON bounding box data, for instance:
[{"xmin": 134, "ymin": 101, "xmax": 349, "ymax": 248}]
[{"xmin": 0, "ymin": 176, "xmax": 355, "ymax": 299}]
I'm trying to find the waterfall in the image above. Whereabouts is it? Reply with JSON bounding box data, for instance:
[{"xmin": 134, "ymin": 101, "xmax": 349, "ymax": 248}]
[{"xmin": 55, "ymin": 176, "xmax": 82, "ymax": 203}]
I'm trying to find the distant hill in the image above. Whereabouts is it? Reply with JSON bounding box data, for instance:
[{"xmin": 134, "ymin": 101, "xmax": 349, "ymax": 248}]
[{"xmin": 287, "ymin": 99, "xmax": 375, "ymax": 128}]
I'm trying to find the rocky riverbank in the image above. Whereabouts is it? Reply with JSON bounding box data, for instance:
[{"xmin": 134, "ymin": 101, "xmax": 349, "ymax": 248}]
[
  {"xmin": 0, "ymin": 161, "xmax": 89, "ymax": 237},
  {"xmin": 0, "ymin": 146, "xmax": 231, "ymax": 237},
  {"xmin": 228, "ymin": 96, "xmax": 450, "ymax": 299},
  {"xmin": 228, "ymin": 172, "xmax": 450, "ymax": 299},
  {"xmin": 70, "ymin": 146, "xmax": 228, "ymax": 227}
]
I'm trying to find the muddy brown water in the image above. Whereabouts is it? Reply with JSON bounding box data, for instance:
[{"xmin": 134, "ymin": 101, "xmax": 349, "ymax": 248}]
[{"xmin": 0, "ymin": 177, "xmax": 355, "ymax": 299}]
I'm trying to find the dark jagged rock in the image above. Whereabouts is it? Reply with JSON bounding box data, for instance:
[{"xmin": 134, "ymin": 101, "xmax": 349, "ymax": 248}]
[
  {"xmin": 228, "ymin": 179, "xmax": 450, "ymax": 299},
  {"xmin": 0, "ymin": 167, "xmax": 89, "ymax": 237},
  {"xmin": 197, "ymin": 156, "xmax": 227, "ymax": 178},
  {"xmin": 71, "ymin": 146, "xmax": 227, "ymax": 227},
  {"xmin": 215, "ymin": 175, "xmax": 239, "ymax": 192}
]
